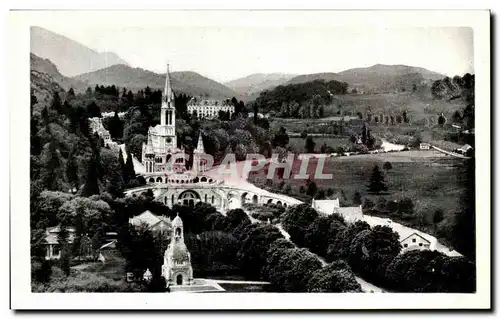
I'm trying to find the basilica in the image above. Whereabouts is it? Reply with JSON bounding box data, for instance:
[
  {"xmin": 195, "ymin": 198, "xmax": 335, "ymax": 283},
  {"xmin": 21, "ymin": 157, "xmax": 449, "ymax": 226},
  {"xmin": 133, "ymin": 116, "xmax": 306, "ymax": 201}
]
[{"xmin": 137, "ymin": 65, "xmax": 228, "ymax": 209}]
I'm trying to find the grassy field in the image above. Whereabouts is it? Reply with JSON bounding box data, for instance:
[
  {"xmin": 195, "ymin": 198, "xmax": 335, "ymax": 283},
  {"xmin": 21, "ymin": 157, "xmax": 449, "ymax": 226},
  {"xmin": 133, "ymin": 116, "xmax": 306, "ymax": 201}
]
[
  {"xmin": 249, "ymin": 150, "xmax": 468, "ymax": 241},
  {"xmin": 288, "ymin": 137, "xmax": 351, "ymax": 153}
]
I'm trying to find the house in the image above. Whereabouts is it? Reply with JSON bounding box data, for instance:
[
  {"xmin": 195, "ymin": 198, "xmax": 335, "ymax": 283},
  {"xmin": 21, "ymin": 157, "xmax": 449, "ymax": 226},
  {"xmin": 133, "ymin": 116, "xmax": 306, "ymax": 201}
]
[
  {"xmin": 400, "ymin": 232, "xmax": 431, "ymax": 252},
  {"xmin": 312, "ymin": 199, "xmax": 363, "ymax": 223},
  {"xmin": 44, "ymin": 226, "xmax": 76, "ymax": 260},
  {"xmin": 419, "ymin": 143, "xmax": 431, "ymax": 150},
  {"xmin": 44, "ymin": 226, "xmax": 92, "ymax": 260},
  {"xmin": 129, "ymin": 210, "xmax": 172, "ymax": 234},
  {"xmin": 312, "ymin": 198, "xmax": 340, "ymax": 212},
  {"xmin": 456, "ymin": 144, "xmax": 473, "ymax": 155}
]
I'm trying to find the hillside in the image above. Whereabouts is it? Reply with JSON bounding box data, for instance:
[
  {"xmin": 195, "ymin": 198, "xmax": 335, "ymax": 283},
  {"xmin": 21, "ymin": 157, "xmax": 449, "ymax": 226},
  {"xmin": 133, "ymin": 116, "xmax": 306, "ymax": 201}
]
[
  {"xmin": 225, "ymin": 73, "xmax": 297, "ymax": 97},
  {"xmin": 30, "ymin": 53, "xmax": 86, "ymax": 92},
  {"xmin": 72, "ymin": 64, "xmax": 242, "ymax": 100},
  {"xmin": 30, "ymin": 26, "xmax": 129, "ymax": 77},
  {"xmin": 286, "ymin": 64, "xmax": 445, "ymax": 94},
  {"xmin": 31, "ymin": 69, "xmax": 65, "ymax": 114}
]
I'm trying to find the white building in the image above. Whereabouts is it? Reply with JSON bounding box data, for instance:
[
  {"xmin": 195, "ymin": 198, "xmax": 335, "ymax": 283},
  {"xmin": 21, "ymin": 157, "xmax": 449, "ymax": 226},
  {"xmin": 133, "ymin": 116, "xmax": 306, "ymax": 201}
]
[
  {"xmin": 311, "ymin": 198, "xmax": 363, "ymax": 223},
  {"xmin": 187, "ymin": 97, "xmax": 234, "ymax": 119},
  {"xmin": 400, "ymin": 232, "xmax": 431, "ymax": 252},
  {"xmin": 129, "ymin": 210, "xmax": 172, "ymax": 233},
  {"xmin": 419, "ymin": 143, "xmax": 431, "ymax": 150},
  {"xmin": 162, "ymin": 214, "xmax": 194, "ymax": 287}
]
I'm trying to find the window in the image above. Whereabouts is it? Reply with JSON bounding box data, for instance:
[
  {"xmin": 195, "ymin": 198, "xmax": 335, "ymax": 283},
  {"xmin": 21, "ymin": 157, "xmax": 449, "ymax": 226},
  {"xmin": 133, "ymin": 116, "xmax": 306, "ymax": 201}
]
[
  {"xmin": 211, "ymin": 196, "xmax": 214, "ymax": 204},
  {"xmin": 205, "ymin": 194, "xmax": 207, "ymax": 202},
  {"xmin": 412, "ymin": 238, "xmax": 416, "ymax": 243},
  {"xmin": 404, "ymin": 244, "xmax": 408, "ymax": 248},
  {"xmin": 419, "ymin": 243, "xmax": 423, "ymax": 247},
  {"xmin": 52, "ymin": 245, "xmax": 60, "ymax": 256}
]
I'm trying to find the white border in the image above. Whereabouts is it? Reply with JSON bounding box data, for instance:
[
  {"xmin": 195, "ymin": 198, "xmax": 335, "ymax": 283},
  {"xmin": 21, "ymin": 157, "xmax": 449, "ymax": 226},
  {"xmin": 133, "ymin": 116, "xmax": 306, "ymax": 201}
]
[{"xmin": 9, "ymin": 10, "xmax": 490, "ymax": 310}]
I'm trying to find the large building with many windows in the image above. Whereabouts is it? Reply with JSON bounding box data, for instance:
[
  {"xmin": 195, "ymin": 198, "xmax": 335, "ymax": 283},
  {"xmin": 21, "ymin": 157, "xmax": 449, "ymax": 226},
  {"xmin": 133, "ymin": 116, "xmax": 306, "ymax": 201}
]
[{"xmin": 187, "ymin": 97, "xmax": 234, "ymax": 119}]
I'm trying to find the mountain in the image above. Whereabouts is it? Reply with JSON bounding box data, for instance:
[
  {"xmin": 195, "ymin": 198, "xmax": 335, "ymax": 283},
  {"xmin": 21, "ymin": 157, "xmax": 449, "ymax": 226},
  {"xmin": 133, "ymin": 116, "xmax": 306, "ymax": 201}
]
[
  {"xmin": 30, "ymin": 26, "xmax": 129, "ymax": 77},
  {"xmin": 72, "ymin": 64, "xmax": 242, "ymax": 100},
  {"xmin": 30, "ymin": 53, "xmax": 86, "ymax": 93},
  {"xmin": 286, "ymin": 64, "xmax": 446, "ymax": 94},
  {"xmin": 225, "ymin": 73, "xmax": 297, "ymax": 97}
]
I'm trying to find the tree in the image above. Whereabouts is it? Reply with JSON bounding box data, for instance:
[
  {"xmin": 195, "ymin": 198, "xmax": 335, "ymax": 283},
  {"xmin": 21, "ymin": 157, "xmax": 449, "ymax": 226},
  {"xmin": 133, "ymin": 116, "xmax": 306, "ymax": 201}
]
[
  {"xmin": 352, "ymin": 191, "xmax": 362, "ymax": 205},
  {"xmin": 253, "ymin": 103, "xmax": 259, "ymax": 124},
  {"xmin": 51, "ymin": 91, "xmax": 62, "ymax": 114},
  {"xmin": 452, "ymin": 110, "xmax": 462, "ymax": 123},
  {"xmin": 305, "ymin": 136, "xmax": 316, "ymax": 153},
  {"xmin": 348, "ymin": 225, "xmax": 401, "ymax": 282},
  {"xmin": 66, "ymin": 146, "xmax": 79, "ymax": 193},
  {"xmin": 272, "ymin": 126, "xmax": 289, "ymax": 148},
  {"xmin": 306, "ymin": 179, "xmax": 318, "ymax": 197},
  {"xmin": 40, "ymin": 140, "xmax": 64, "ymax": 191},
  {"xmin": 438, "ymin": 113, "xmax": 446, "ymax": 126},
  {"xmin": 118, "ymin": 148, "xmax": 125, "ymax": 172},
  {"xmin": 433, "ymin": 209, "xmax": 444, "ymax": 224},
  {"xmin": 235, "ymin": 224, "xmax": 284, "ymax": 278},
  {"xmin": 82, "ymin": 154, "xmax": 100, "ymax": 197},
  {"xmin": 307, "ymin": 261, "xmax": 362, "ymax": 292},
  {"xmin": 367, "ymin": 165, "xmax": 387, "ymax": 194},
  {"xmin": 383, "ymin": 161, "xmax": 392, "ymax": 170},
  {"xmin": 263, "ymin": 245, "xmax": 322, "ymax": 292},
  {"xmin": 124, "ymin": 150, "xmax": 136, "ymax": 184},
  {"xmin": 87, "ymin": 102, "xmax": 102, "ymax": 118},
  {"xmin": 450, "ymin": 157, "xmax": 475, "ymax": 261},
  {"xmin": 385, "ymin": 250, "xmax": 475, "ymax": 292},
  {"xmin": 300, "ymin": 131, "xmax": 308, "ymax": 139}
]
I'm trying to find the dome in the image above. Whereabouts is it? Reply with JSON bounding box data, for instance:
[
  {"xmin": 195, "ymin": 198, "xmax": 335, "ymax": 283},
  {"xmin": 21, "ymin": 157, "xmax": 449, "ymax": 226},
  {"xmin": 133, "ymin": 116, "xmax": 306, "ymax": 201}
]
[
  {"xmin": 172, "ymin": 241, "xmax": 190, "ymax": 262},
  {"xmin": 172, "ymin": 213, "xmax": 183, "ymax": 227}
]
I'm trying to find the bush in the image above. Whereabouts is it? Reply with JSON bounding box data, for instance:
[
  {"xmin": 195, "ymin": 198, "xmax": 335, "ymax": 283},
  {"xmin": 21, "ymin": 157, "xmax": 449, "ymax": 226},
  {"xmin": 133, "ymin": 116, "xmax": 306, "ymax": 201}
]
[
  {"xmin": 31, "ymin": 271, "xmax": 147, "ymax": 292},
  {"xmin": 307, "ymin": 261, "xmax": 362, "ymax": 292}
]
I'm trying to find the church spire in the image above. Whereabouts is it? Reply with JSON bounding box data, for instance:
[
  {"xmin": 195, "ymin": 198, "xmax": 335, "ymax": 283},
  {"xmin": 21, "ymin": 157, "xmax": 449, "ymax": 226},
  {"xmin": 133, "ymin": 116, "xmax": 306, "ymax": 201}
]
[
  {"xmin": 194, "ymin": 131, "xmax": 205, "ymax": 154},
  {"xmin": 163, "ymin": 63, "xmax": 174, "ymax": 105}
]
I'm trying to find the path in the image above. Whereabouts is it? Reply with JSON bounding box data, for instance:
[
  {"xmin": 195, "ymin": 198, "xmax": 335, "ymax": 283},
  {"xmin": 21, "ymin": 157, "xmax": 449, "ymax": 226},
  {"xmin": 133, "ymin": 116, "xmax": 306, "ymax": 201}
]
[
  {"xmin": 213, "ymin": 280, "xmax": 270, "ymax": 285},
  {"xmin": 431, "ymin": 145, "xmax": 471, "ymax": 159}
]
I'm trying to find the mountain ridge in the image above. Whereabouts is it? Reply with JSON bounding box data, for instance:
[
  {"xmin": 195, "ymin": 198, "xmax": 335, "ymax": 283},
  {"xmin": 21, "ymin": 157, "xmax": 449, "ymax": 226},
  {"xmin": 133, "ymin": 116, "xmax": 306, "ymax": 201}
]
[
  {"xmin": 72, "ymin": 64, "xmax": 243, "ymax": 101},
  {"xmin": 30, "ymin": 26, "xmax": 129, "ymax": 77},
  {"xmin": 225, "ymin": 73, "xmax": 297, "ymax": 97},
  {"xmin": 284, "ymin": 64, "xmax": 446, "ymax": 94}
]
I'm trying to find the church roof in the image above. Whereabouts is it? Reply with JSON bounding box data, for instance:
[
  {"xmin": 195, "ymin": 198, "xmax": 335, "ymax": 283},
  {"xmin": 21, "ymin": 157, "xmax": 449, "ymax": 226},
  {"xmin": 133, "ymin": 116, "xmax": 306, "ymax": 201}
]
[{"xmin": 129, "ymin": 210, "xmax": 169, "ymax": 228}]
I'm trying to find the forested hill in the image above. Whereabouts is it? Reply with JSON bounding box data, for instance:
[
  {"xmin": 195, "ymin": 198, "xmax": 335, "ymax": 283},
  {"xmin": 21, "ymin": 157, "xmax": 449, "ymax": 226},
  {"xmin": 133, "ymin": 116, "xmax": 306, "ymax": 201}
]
[
  {"xmin": 253, "ymin": 79, "xmax": 349, "ymax": 115},
  {"xmin": 72, "ymin": 64, "xmax": 243, "ymax": 101},
  {"xmin": 286, "ymin": 64, "xmax": 445, "ymax": 94},
  {"xmin": 31, "ymin": 53, "xmax": 87, "ymax": 93}
]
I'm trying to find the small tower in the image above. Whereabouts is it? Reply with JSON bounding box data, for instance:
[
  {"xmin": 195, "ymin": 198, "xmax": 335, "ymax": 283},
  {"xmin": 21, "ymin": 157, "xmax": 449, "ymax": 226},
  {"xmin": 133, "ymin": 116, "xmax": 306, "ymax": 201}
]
[
  {"xmin": 161, "ymin": 214, "xmax": 193, "ymax": 287},
  {"xmin": 142, "ymin": 132, "xmax": 155, "ymax": 174},
  {"xmin": 192, "ymin": 131, "xmax": 206, "ymax": 174}
]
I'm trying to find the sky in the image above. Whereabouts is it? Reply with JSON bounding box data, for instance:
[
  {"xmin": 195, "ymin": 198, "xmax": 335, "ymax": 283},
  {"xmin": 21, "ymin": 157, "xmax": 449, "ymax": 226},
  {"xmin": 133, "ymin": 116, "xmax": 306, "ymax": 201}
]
[{"xmin": 41, "ymin": 26, "xmax": 474, "ymax": 83}]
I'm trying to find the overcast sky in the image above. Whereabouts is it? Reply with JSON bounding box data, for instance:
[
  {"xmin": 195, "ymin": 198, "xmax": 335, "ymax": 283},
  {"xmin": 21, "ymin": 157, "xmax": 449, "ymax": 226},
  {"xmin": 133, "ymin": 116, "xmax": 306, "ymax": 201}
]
[{"xmin": 42, "ymin": 26, "xmax": 474, "ymax": 83}]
